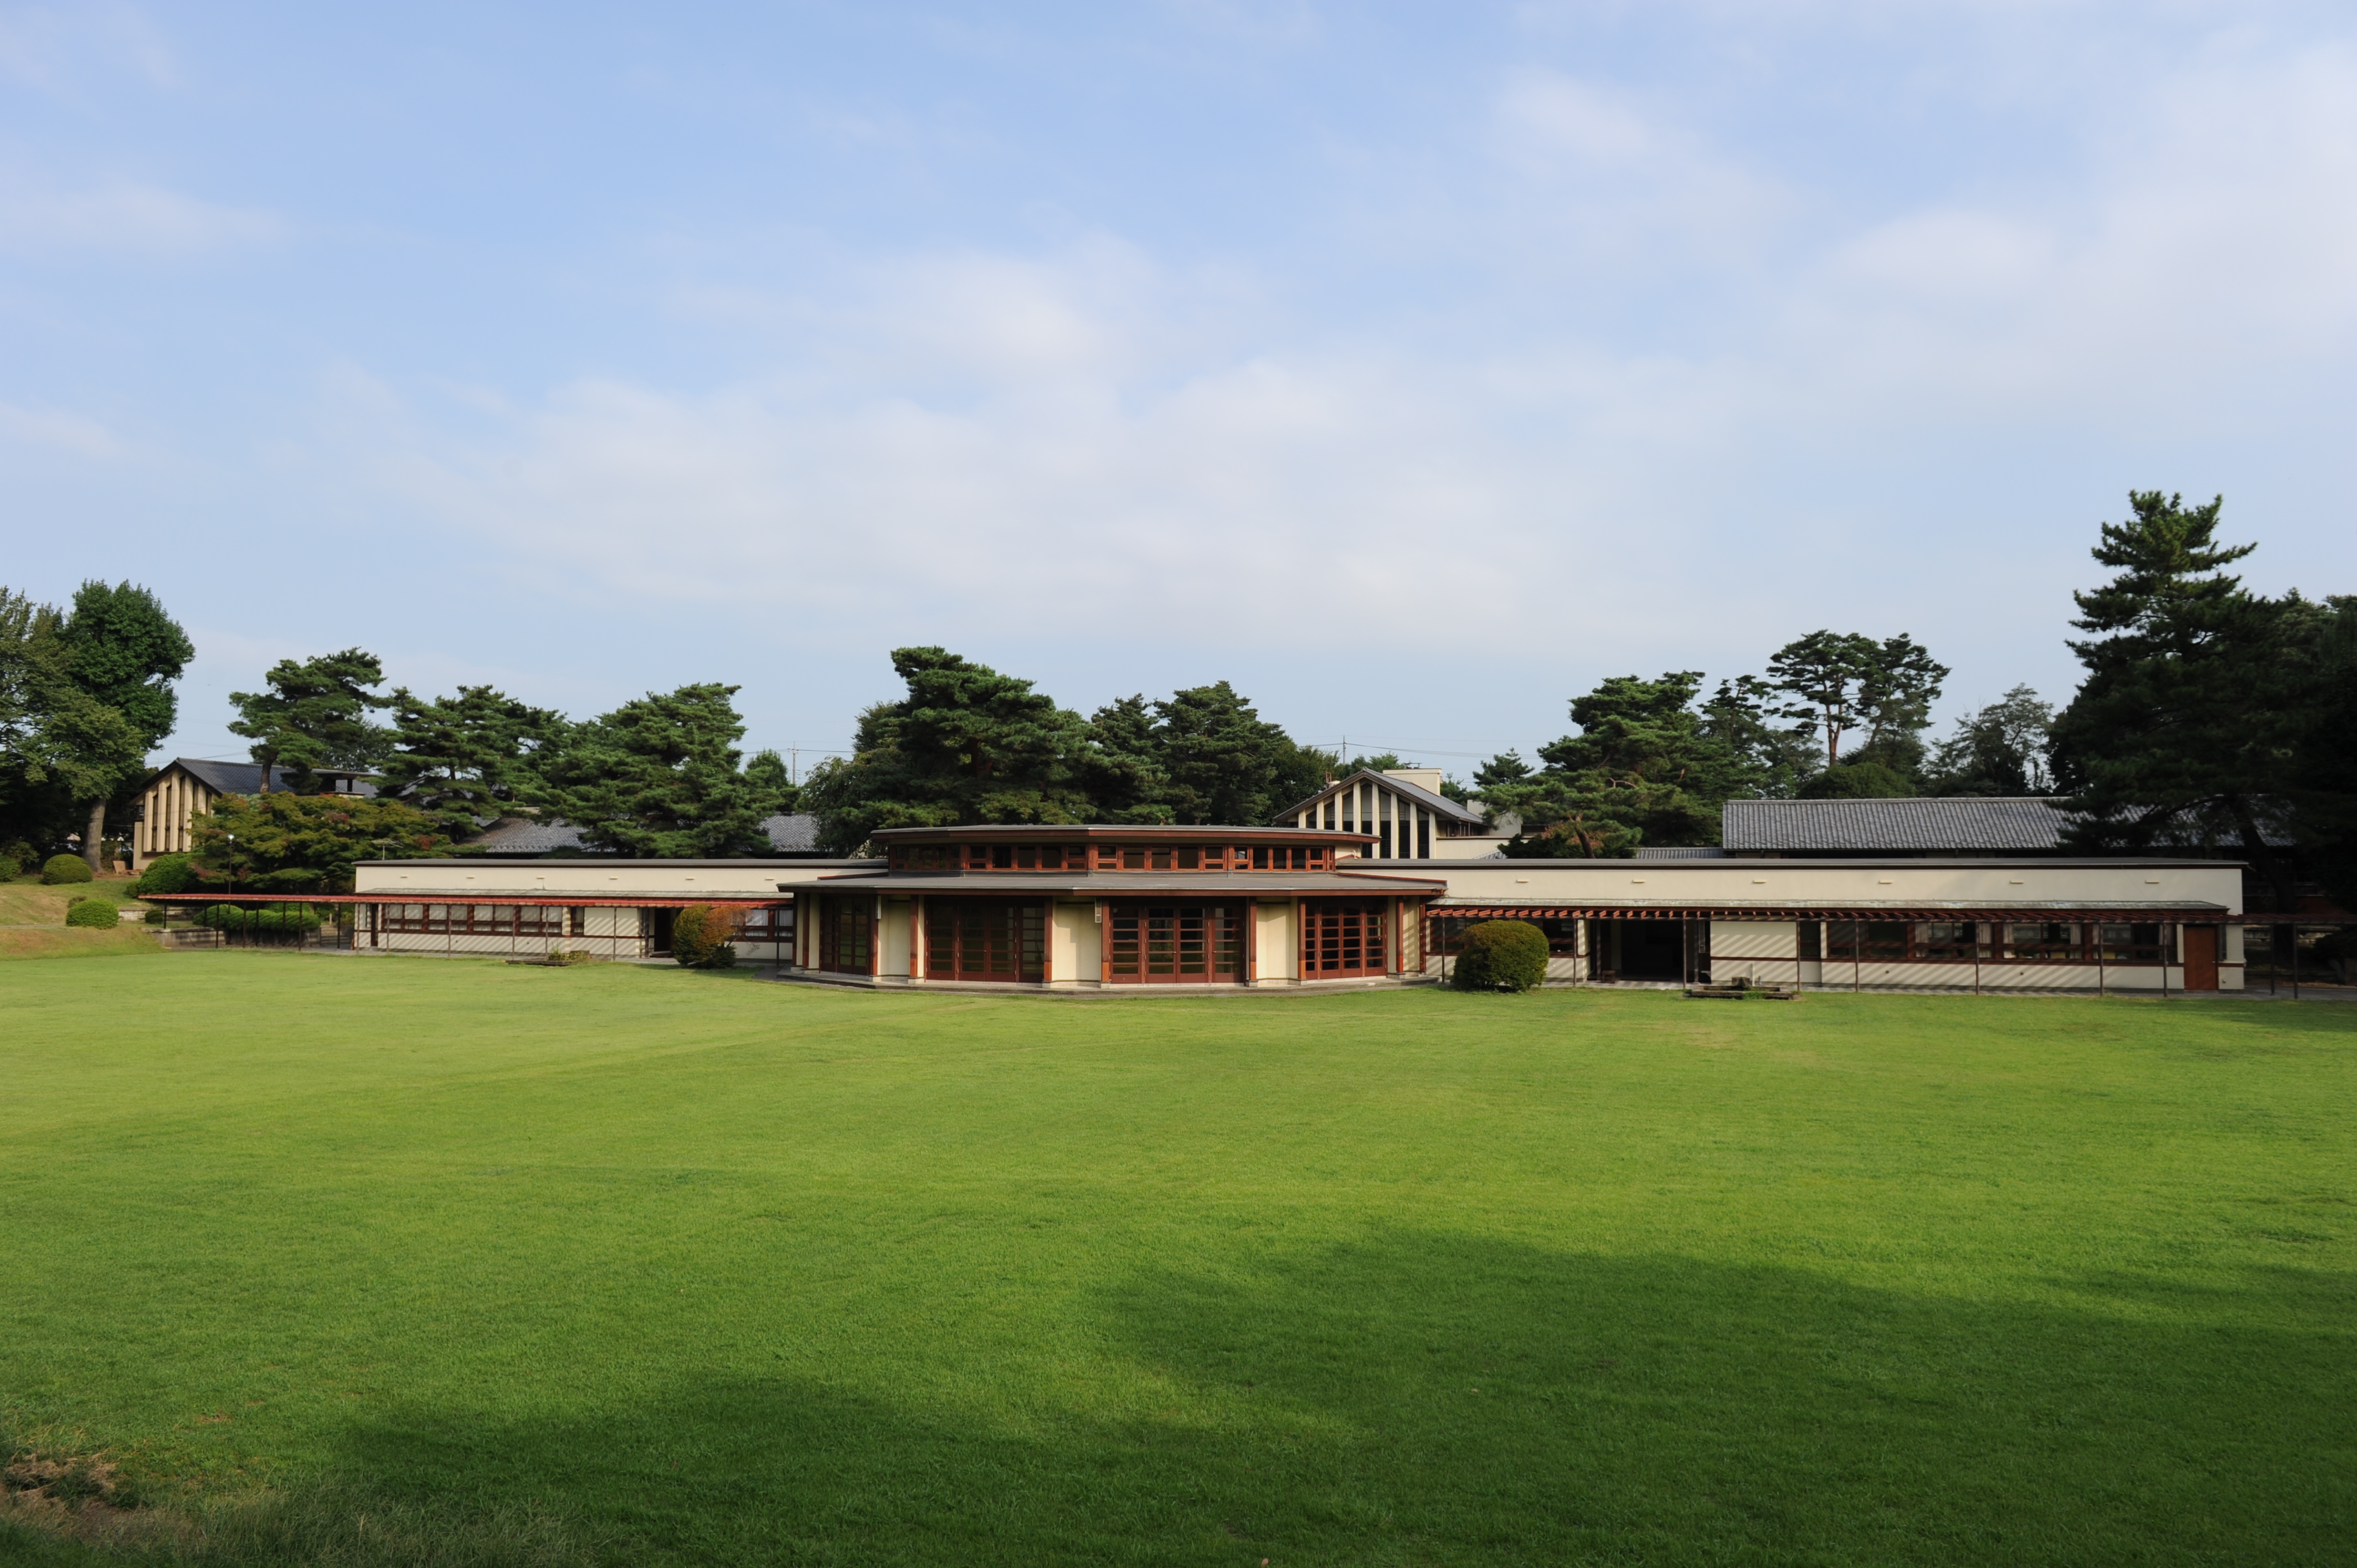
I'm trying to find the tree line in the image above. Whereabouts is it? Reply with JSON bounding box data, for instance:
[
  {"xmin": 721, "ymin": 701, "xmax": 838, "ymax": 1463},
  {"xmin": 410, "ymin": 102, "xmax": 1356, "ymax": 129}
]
[{"xmin": 4, "ymin": 491, "xmax": 2348, "ymax": 900}]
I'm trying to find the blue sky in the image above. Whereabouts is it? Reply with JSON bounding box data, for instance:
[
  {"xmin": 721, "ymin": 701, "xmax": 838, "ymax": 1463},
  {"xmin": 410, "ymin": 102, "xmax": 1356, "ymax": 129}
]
[{"xmin": 5, "ymin": 2, "xmax": 2353, "ymax": 781}]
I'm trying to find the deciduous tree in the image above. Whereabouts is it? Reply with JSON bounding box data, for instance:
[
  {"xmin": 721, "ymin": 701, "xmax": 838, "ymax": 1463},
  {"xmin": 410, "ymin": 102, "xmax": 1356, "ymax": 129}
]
[{"xmin": 192, "ymin": 792, "xmax": 446, "ymax": 894}]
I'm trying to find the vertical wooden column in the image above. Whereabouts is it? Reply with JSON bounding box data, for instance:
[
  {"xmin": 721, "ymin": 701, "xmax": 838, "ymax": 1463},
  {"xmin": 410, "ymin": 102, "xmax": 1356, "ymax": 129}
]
[
  {"xmin": 871, "ymin": 895, "xmax": 882, "ymax": 977},
  {"xmin": 1097, "ymin": 899, "xmax": 1109, "ymax": 986}
]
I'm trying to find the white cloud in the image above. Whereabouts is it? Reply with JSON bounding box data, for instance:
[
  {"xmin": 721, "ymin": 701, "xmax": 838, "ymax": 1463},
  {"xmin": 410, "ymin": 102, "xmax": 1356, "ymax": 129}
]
[
  {"xmin": 0, "ymin": 399, "xmax": 128, "ymax": 457},
  {"xmin": 0, "ymin": 171, "xmax": 281, "ymax": 255},
  {"xmin": 291, "ymin": 28, "xmax": 2357, "ymax": 692},
  {"xmin": 0, "ymin": 2, "xmax": 175, "ymax": 91}
]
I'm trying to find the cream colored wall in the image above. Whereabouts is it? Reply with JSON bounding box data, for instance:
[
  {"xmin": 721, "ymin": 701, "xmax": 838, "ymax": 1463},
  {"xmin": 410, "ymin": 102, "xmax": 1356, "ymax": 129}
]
[
  {"xmin": 1422, "ymin": 835, "xmax": 1513, "ymax": 860},
  {"xmin": 879, "ymin": 897, "xmax": 912, "ymax": 978},
  {"xmin": 1254, "ymin": 900, "xmax": 1297, "ymax": 982},
  {"xmin": 135, "ymin": 768, "xmax": 212, "ymax": 865},
  {"xmin": 356, "ymin": 860, "xmax": 861, "ymax": 898},
  {"xmin": 1710, "ymin": 921, "xmax": 1801, "ymax": 985},
  {"xmin": 1052, "ymin": 900, "xmax": 1099, "ymax": 987},
  {"xmin": 1424, "ymin": 859, "xmax": 2242, "ymax": 914}
]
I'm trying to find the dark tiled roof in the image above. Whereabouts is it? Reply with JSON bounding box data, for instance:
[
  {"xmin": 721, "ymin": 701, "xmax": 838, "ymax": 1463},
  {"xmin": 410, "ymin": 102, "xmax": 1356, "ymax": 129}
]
[
  {"xmin": 158, "ymin": 757, "xmax": 374, "ymax": 797},
  {"xmin": 1723, "ymin": 796, "xmax": 2293, "ymax": 852},
  {"xmin": 462, "ymin": 813, "xmax": 824, "ymax": 855},
  {"xmin": 467, "ymin": 817, "xmax": 593, "ymax": 853},
  {"xmin": 761, "ymin": 813, "xmax": 820, "ymax": 850},
  {"xmin": 1634, "ymin": 846, "xmax": 1727, "ymax": 859},
  {"xmin": 1725, "ymin": 798, "xmax": 2073, "ymax": 851},
  {"xmin": 831, "ymin": 871, "xmax": 1449, "ymax": 894}
]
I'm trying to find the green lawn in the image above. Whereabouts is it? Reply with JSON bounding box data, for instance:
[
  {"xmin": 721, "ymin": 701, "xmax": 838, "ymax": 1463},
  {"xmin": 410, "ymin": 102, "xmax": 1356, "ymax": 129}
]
[
  {"xmin": 3, "ymin": 955, "xmax": 2351, "ymax": 1566},
  {"xmin": 0, "ymin": 876, "xmax": 156, "ymax": 962}
]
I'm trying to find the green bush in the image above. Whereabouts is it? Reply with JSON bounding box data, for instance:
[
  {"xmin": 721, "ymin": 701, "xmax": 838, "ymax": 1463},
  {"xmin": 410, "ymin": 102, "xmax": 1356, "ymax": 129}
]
[
  {"xmin": 0, "ymin": 855, "xmax": 17, "ymax": 883},
  {"xmin": 1451, "ymin": 919, "xmax": 1551, "ymax": 993},
  {"xmin": 134, "ymin": 853, "xmax": 197, "ymax": 895},
  {"xmin": 196, "ymin": 904, "xmax": 323, "ymax": 935},
  {"xmin": 65, "ymin": 896, "xmax": 119, "ymax": 929},
  {"xmin": 670, "ymin": 904, "xmax": 737, "ymax": 969},
  {"xmin": 41, "ymin": 854, "xmax": 93, "ymax": 885},
  {"xmin": 1798, "ymin": 760, "xmax": 1913, "ymax": 800}
]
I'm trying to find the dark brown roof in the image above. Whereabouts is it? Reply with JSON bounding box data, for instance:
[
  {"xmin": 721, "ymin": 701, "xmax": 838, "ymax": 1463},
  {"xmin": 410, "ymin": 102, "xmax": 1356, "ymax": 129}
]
[
  {"xmin": 870, "ymin": 824, "xmax": 1373, "ymax": 843},
  {"xmin": 812, "ymin": 871, "xmax": 1447, "ymax": 895}
]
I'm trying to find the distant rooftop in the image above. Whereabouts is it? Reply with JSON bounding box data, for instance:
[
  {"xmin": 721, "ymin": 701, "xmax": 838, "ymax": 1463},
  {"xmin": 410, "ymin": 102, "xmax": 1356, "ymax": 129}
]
[
  {"xmin": 466, "ymin": 813, "xmax": 823, "ymax": 855},
  {"xmin": 1723, "ymin": 796, "xmax": 2292, "ymax": 853}
]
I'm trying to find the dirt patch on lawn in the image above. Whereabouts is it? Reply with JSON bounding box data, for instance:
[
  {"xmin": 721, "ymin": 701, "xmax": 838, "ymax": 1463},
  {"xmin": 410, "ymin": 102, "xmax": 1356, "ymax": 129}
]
[{"xmin": 2, "ymin": 1448, "xmax": 189, "ymax": 1550}]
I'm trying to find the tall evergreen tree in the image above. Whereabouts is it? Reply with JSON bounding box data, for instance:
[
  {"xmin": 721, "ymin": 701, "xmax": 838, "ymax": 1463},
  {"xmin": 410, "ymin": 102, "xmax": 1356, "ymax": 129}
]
[
  {"xmin": 2049, "ymin": 491, "xmax": 2304, "ymax": 912},
  {"xmin": 228, "ymin": 648, "xmax": 390, "ymax": 792},
  {"xmin": 378, "ymin": 684, "xmax": 568, "ymax": 831},
  {"xmin": 1766, "ymin": 630, "xmax": 1947, "ymax": 784},
  {"xmin": 1924, "ymin": 686, "xmax": 2055, "ymax": 796},
  {"xmin": 532, "ymin": 683, "xmax": 769, "ymax": 857},
  {"xmin": 2291, "ymin": 597, "xmax": 2357, "ymax": 909},
  {"xmin": 1699, "ymin": 675, "xmax": 1817, "ymax": 800},
  {"xmin": 801, "ymin": 648, "xmax": 1098, "ymax": 853},
  {"xmin": 743, "ymin": 749, "xmax": 800, "ymax": 819},
  {"xmin": 1482, "ymin": 672, "xmax": 1754, "ymax": 855}
]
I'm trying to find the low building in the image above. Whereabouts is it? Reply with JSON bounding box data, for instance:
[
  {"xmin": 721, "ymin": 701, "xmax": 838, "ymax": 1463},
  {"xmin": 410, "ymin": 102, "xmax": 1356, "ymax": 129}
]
[{"xmin": 167, "ymin": 821, "xmax": 2241, "ymax": 993}]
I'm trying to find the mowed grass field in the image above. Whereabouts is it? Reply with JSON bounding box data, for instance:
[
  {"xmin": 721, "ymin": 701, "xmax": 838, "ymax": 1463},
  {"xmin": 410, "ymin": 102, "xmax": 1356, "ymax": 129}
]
[{"xmin": 3, "ymin": 954, "xmax": 2352, "ymax": 1566}]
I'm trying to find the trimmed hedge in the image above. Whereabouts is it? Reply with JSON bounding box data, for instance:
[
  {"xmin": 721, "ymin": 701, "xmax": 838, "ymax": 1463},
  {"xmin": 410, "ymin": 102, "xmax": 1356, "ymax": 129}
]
[
  {"xmin": 1451, "ymin": 919, "xmax": 1550, "ymax": 993},
  {"xmin": 134, "ymin": 854, "xmax": 197, "ymax": 896},
  {"xmin": 42, "ymin": 854, "xmax": 94, "ymax": 885},
  {"xmin": 65, "ymin": 896, "xmax": 119, "ymax": 929},
  {"xmin": 671, "ymin": 904, "xmax": 737, "ymax": 969},
  {"xmin": 196, "ymin": 904, "xmax": 323, "ymax": 935}
]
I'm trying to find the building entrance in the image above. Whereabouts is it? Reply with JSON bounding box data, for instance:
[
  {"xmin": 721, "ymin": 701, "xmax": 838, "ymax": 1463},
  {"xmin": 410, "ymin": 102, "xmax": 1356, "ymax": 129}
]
[
  {"xmin": 1598, "ymin": 919, "xmax": 1686, "ymax": 981},
  {"xmin": 925, "ymin": 899, "xmax": 1047, "ymax": 983},
  {"xmin": 1105, "ymin": 900, "xmax": 1245, "ymax": 983}
]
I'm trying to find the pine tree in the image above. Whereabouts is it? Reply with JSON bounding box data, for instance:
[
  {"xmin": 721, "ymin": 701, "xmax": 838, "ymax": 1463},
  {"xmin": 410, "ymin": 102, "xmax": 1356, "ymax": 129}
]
[
  {"xmin": 2050, "ymin": 491, "xmax": 2303, "ymax": 911},
  {"xmin": 802, "ymin": 649, "xmax": 1097, "ymax": 853},
  {"xmin": 378, "ymin": 684, "xmax": 568, "ymax": 832},
  {"xmin": 532, "ymin": 684, "xmax": 770, "ymax": 858},
  {"xmin": 228, "ymin": 648, "xmax": 390, "ymax": 793}
]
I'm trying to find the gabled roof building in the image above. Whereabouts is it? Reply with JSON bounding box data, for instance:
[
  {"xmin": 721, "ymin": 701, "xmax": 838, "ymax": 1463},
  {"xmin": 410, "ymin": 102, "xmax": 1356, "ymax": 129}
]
[{"xmin": 1272, "ymin": 768, "xmax": 1506, "ymax": 860}]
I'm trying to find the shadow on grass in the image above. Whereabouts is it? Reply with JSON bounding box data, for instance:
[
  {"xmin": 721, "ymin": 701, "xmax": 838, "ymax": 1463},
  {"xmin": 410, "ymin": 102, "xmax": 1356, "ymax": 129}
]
[{"xmin": 23, "ymin": 1235, "xmax": 2352, "ymax": 1566}]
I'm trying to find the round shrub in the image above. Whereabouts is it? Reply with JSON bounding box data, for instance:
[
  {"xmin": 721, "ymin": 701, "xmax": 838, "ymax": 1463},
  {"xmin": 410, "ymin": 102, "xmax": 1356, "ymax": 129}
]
[
  {"xmin": 1451, "ymin": 919, "xmax": 1551, "ymax": 993},
  {"xmin": 1798, "ymin": 760, "xmax": 1912, "ymax": 800},
  {"xmin": 133, "ymin": 853, "xmax": 197, "ymax": 896},
  {"xmin": 42, "ymin": 854, "xmax": 94, "ymax": 885},
  {"xmin": 0, "ymin": 855, "xmax": 18, "ymax": 882},
  {"xmin": 670, "ymin": 904, "xmax": 737, "ymax": 969},
  {"xmin": 65, "ymin": 896, "xmax": 119, "ymax": 929}
]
